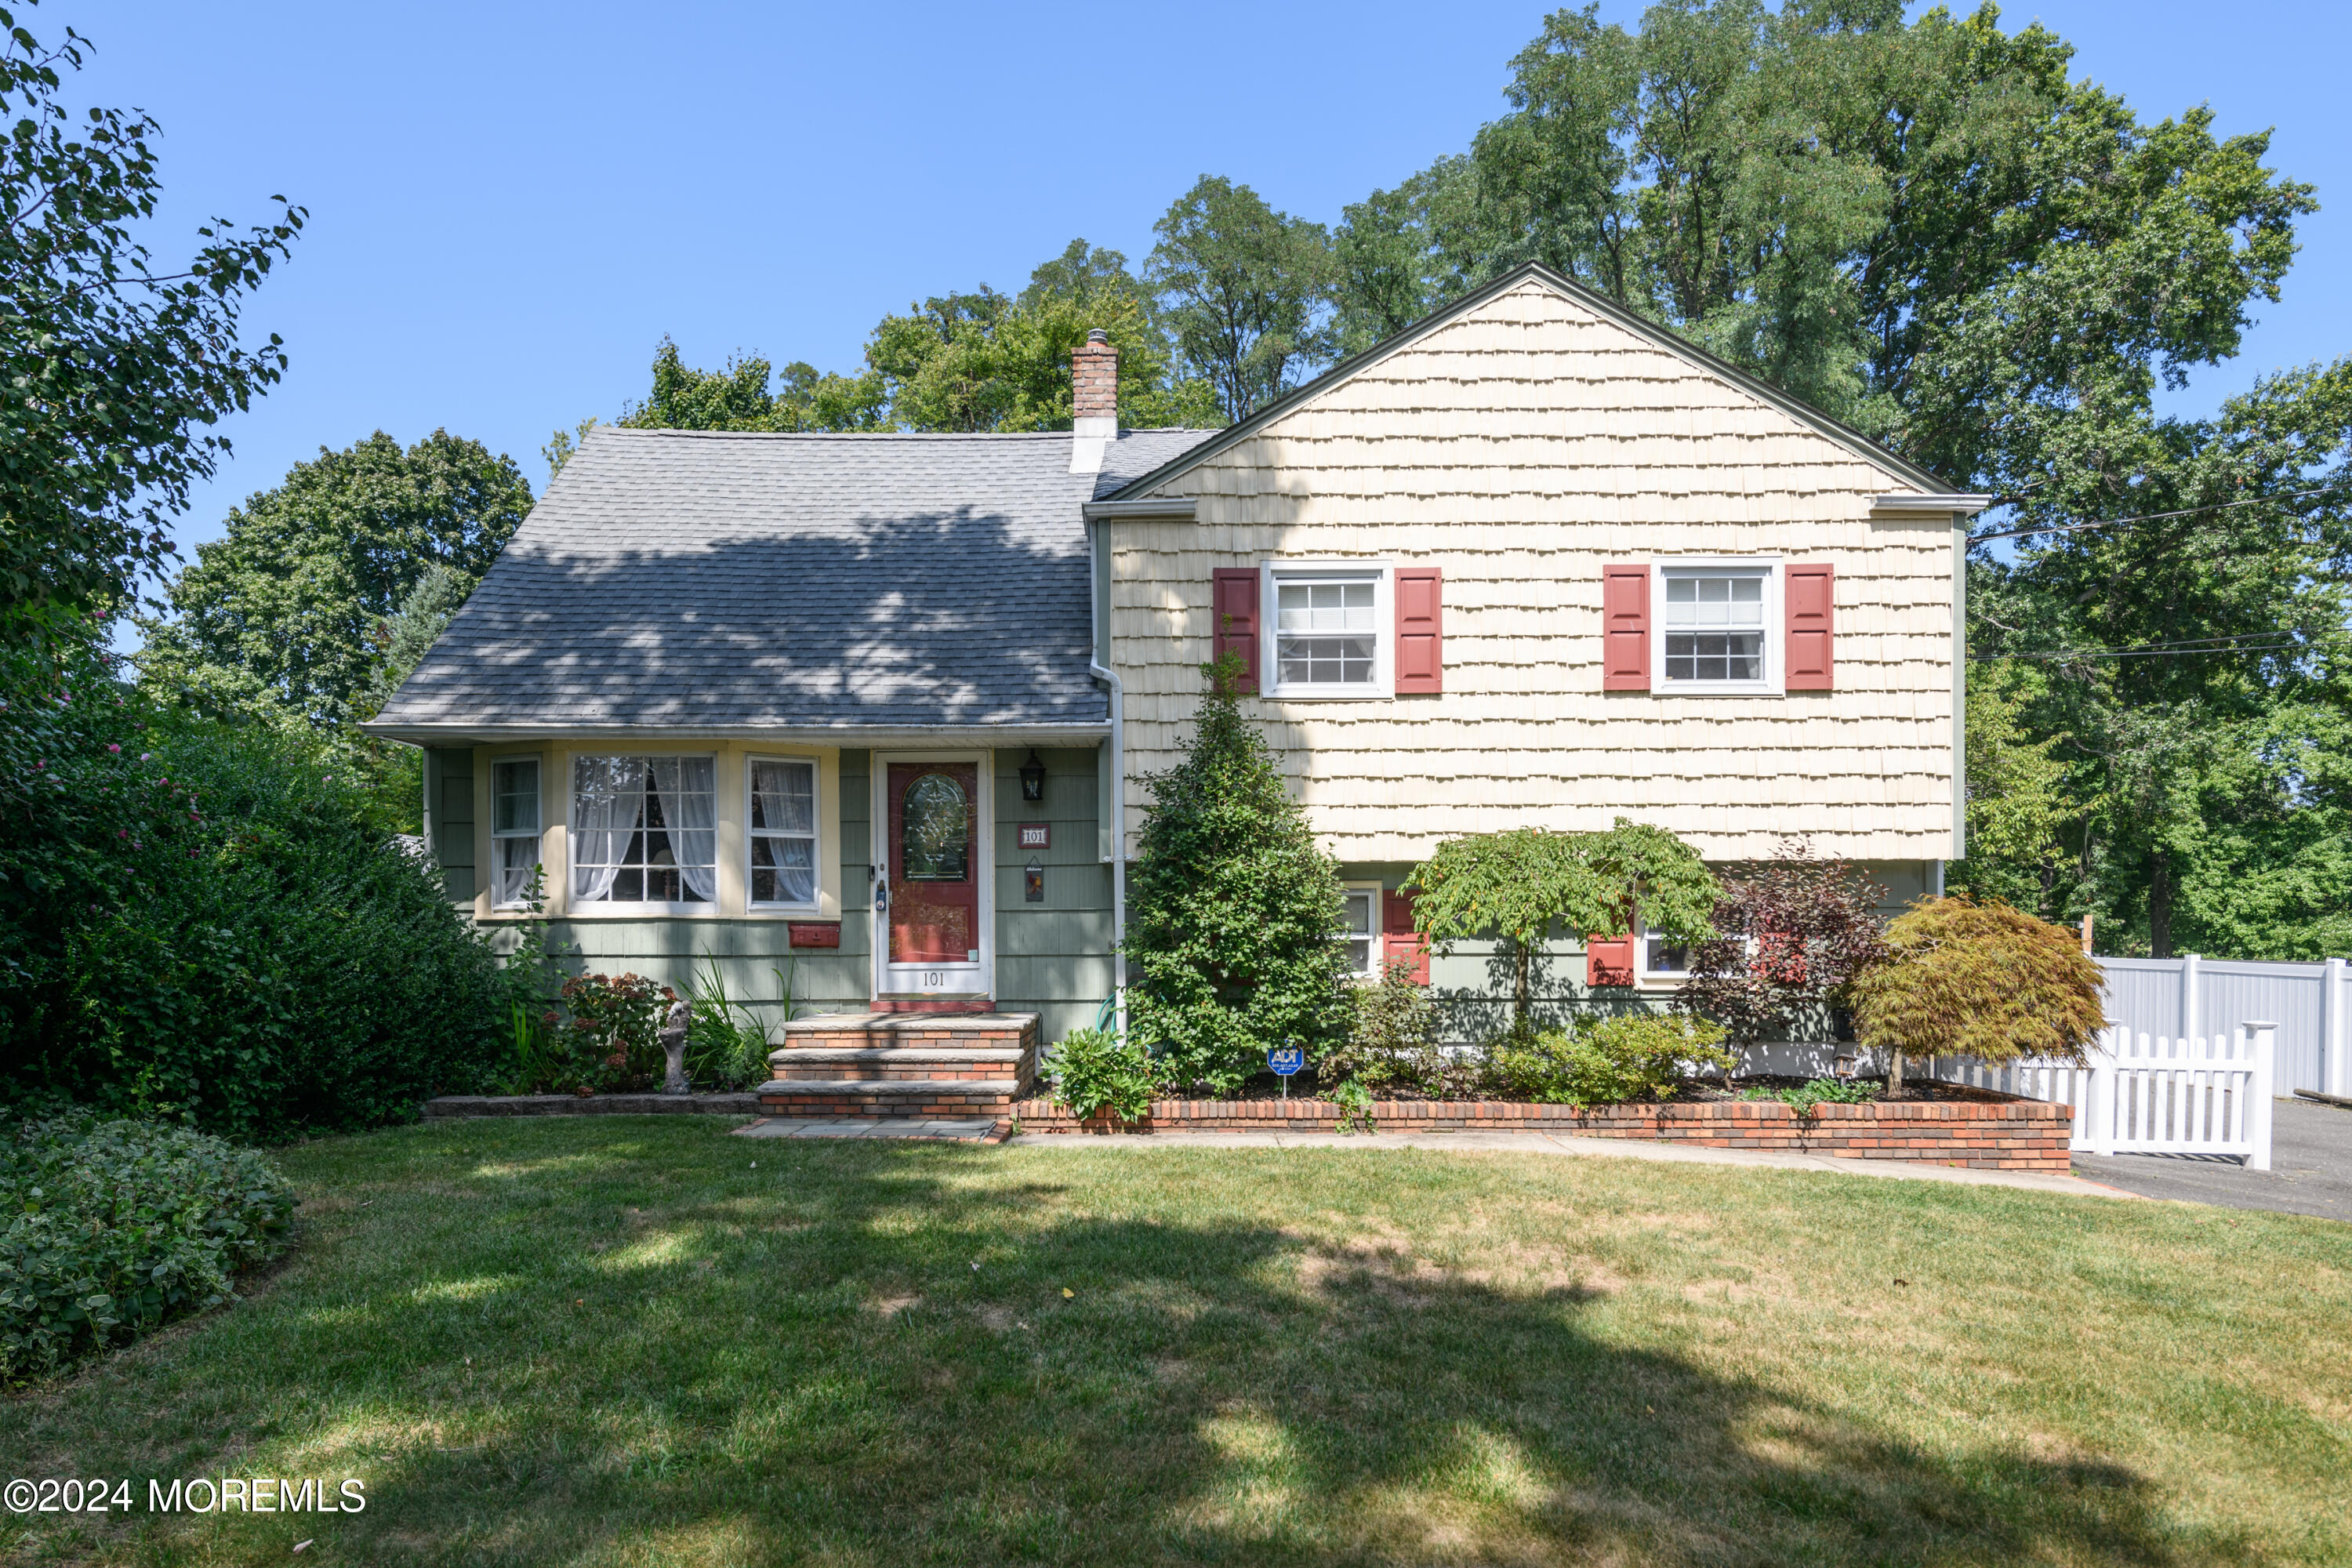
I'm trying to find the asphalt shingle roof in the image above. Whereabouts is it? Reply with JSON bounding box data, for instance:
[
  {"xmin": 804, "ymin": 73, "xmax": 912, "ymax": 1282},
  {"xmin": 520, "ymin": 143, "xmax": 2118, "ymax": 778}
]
[{"xmin": 369, "ymin": 425, "xmax": 1214, "ymax": 736}]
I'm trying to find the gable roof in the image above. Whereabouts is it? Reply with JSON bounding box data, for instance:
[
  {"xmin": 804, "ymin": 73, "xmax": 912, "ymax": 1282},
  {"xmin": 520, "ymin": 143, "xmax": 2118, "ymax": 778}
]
[
  {"xmin": 365, "ymin": 424, "xmax": 1214, "ymax": 742},
  {"xmin": 1104, "ymin": 260, "xmax": 1955, "ymax": 504}
]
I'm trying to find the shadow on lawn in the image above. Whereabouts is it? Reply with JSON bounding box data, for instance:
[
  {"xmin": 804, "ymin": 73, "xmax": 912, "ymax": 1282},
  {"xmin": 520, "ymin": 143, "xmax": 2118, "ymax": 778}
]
[{"xmin": 13, "ymin": 1131, "xmax": 2228, "ymax": 1567}]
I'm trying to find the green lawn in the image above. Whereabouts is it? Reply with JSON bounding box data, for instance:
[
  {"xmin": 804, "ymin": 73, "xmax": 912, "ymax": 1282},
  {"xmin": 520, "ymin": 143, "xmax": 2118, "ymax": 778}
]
[{"xmin": 3, "ymin": 1119, "xmax": 2347, "ymax": 1566}]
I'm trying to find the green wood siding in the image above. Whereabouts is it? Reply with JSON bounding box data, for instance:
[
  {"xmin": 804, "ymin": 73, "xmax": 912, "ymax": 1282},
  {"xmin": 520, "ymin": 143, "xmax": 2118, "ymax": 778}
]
[
  {"xmin": 993, "ymin": 746, "xmax": 1112, "ymax": 1042},
  {"xmin": 426, "ymin": 747, "xmax": 474, "ymax": 902},
  {"xmin": 550, "ymin": 915, "xmax": 873, "ymax": 1024}
]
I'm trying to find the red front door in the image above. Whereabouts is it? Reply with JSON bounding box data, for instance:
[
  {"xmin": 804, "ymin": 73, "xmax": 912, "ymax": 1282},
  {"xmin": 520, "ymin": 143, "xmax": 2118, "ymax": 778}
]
[{"xmin": 887, "ymin": 761, "xmax": 979, "ymax": 965}]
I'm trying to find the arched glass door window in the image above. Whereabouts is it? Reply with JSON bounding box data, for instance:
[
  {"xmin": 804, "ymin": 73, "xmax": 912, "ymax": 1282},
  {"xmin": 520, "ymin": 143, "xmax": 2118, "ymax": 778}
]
[{"xmin": 900, "ymin": 772, "xmax": 969, "ymax": 880}]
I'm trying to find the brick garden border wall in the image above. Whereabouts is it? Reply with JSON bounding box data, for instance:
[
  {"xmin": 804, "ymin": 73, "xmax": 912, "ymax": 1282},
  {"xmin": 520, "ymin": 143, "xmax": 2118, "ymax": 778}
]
[
  {"xmin": 426, "ymin": 1093, "xmax": 763, "ymax": 1118},
  {"xmin": 1010, "ymin": 1096, "xmax": 2074, "ymax": 1174}
]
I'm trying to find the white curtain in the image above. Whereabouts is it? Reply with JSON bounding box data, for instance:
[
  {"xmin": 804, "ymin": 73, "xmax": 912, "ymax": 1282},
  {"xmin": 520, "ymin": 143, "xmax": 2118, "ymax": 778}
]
[
  {"xmin": 570, "ymin": 756, "xmax": 633, "ymax": 903},
  {"xmin": 658, "ymin": 756, "xmax": 717, "ymax": 903}
]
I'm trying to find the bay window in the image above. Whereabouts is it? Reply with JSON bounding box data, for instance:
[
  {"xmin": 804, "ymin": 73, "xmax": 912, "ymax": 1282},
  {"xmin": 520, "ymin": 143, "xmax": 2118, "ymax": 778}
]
[
  {"xmin": 490, "ymin": 757, "xmax": 541, "ymax": 907},
  {"xmin": 570, "ymin": 755, "xmax": 717, "ymax": 906},
  {"xmin": 747, "ymin": 757, "xmax": 818, "ymax": 908}
]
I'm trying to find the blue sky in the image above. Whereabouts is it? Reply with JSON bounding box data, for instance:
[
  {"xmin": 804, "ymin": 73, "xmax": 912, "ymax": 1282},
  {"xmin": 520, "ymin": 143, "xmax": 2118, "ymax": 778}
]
[{"xmin": 79, "ymin": 0, "xmax": 2352, "ymax": 573}]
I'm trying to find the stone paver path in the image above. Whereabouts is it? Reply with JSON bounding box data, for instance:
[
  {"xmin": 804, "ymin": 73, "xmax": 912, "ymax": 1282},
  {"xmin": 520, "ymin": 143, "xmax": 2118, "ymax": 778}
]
[{"xmin": 734, "ymin": 1116, "xmax": 1003, "ymax": 1142}]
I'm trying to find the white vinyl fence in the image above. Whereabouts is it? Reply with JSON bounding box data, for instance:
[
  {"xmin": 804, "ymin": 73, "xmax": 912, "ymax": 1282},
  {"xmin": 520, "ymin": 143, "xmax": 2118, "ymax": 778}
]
[
  {"xmin": 1927, "ymin": 1022, "xmax": 2275, "ymax": 1170},
  {"xmin": 2097, "ymin": 954, "xmax": 2348, "ymax": 1097}
]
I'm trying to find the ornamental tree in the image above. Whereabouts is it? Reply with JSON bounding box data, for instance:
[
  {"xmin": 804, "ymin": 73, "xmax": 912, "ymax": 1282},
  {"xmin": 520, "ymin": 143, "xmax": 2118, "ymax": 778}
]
[
  {"xmin": 1846, "ymin": 895, "xmax": 2107, "ymax": 1092},
  {"xmin": 1124, "ymin": 654, "xmax": 1352, "ymax": 1094},
  {"xmin": 1675, "ymin": 838, "xmax": 1889, "ymax": 1067},
  {"xmin": 1408, "ymin": 819, "xmax": 1717, "ymax": 1032}
]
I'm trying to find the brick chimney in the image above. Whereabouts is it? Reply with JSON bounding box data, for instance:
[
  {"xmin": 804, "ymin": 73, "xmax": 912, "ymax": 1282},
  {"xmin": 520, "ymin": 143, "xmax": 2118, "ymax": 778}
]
[
  {"xmin": 1069, "ymin": 327, "xmax": 1117, "ymax": 474},
  {"xmin": 1073, "ymin": 328, "xmax": 1117, "ymax": 433}
]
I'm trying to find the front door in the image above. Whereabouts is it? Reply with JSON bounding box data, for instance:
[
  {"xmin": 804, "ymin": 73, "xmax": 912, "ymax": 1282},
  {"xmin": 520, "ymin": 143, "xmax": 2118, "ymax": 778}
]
[{"xmin": 880, "ymin": 760, "xmax": 988, "ymax": 997}]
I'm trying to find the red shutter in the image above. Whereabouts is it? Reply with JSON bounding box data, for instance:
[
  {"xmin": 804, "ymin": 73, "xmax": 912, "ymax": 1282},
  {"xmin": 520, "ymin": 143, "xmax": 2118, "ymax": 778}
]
[
  {"xmin": 1586, "ymin": 935, "xmax": 1636, "ymax": 987},
  {"xmin": 1394, "ymin": 568, "xmax": 1443, "ymax": 694},
  {"xmin": 1210, "ymin": 568, "xmax": 1260, "ymax": 694},
  {"xmin": 1381, "ymin": 890, "xmax": 1428, "ymax": 983},
  {"xmin": 1785, "ymin": 563, "xmax": 1834, "ymax": 690},
  {"xmin": 1602, "ymin": 564, "xmax": 1650, "ymax": 691}
]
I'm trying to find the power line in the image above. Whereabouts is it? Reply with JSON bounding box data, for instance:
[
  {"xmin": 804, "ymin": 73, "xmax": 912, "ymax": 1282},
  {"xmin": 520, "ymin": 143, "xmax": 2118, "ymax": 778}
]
[
  {"xmin": 1971, "ymin": 634, "xmax": 2304, "ymax": 662},
  {"xmin": 1968, "ymin": 482, "xmax": 2349, "ymax": 544}
]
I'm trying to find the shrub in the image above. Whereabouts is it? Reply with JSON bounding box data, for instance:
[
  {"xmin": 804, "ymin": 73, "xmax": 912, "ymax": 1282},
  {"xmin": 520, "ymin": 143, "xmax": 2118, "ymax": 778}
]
[
  {"xmin": 1740, "ymin": 1077, "xmax": 1878, "ymax": 1115},
  {"xmin": 0, "ymin": 1112, "xmax": 297, "ymax": 1383},
  {"xmin": 1125, "ymin": 654, "xmax": 1353, "ymax": 1094},
  {"xmin": 1045, "ymin": 1028, "xmax": 1155, "ymax": 1124},
  {"xmin": 1327, "ymin": 1078, "xmax": 1375, "ymax": 1134},
  {"xmin": 1490, "ymin": 1014, "xmax": 1735, "ymax": 1107},
  {"xmin": 0, "ymin": 634, "xmax": 521, "ymax": 1140},
  {"xmin": 1323, "ymin": 957, "xmax": 1450, "ymax": 1094},
  {"xmin": 683, "ymin": 956, "xmax": 786, "ymax": 1091},
  {"xmin": 1846, "ymin": 896, "xmax": 2107, "ymax": 1086},
  {"xmin": 1676, "ymin": 838, "xmax": 1888, "ymax": 1061},
  {"xmin": 549, "ymin": 973, "xmax": 670, "ymax": 1094}
]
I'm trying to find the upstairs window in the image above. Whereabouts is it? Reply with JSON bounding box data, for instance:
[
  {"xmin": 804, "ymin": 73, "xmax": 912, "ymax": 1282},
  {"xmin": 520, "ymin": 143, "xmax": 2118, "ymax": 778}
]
[
  {"xmin": 1272, "ymin": 572, "xmax": 1381, "ymax": 693},
  {"xmin": 748, "ymin": 757, "xmax": 818, "ymax": 908},
  {"xmin": 491, "ymin": 757, "xmax": 541, "ymax": 907},
  {"xmin": 1660, "ymin": 566, "xmax": 1774, "ymax": 691},
  {"xmin": 571, "ymin": 755, "xmax": 716, "ymax": 906}
]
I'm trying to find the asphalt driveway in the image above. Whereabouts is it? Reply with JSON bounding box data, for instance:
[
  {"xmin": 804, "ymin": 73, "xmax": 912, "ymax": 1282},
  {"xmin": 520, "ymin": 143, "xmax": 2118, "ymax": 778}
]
[{"xmin": 2072, "ymin": 1095, "xmax": 2352, "ymax": 1221}]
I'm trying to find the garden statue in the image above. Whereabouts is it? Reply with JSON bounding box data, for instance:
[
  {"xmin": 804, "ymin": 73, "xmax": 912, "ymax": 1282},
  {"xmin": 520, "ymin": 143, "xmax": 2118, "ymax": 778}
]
[{"xmin": 659, "ymin": 999, "xmax": 691, "ymax": 1094}]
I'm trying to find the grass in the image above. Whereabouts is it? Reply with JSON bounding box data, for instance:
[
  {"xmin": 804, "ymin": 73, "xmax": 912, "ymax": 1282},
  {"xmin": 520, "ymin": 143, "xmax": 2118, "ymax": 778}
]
[{"xmin": 2, "ymin": 1118, "xmax": 2347, "ymax": 1567}]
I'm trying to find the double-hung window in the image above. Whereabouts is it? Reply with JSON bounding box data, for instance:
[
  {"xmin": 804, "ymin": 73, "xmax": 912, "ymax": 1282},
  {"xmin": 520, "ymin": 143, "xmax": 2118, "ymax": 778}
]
[
  {"xmin": 1659, "ymin": 564, "xmax": 1777, "ymax": 692},
  {"xmin": 747, "ymin": 757, "xmax": 818, "ymax": 909},
  {"xmin": 1271, "ymin": 568, "xmax": 1385, "ymax": 695},
  {"xmin": 1338, "ymin": 884, "xmax": 1381, "ymax": 978},
  {"xmin": 1641, "ymin": 923, "xmax": 1693, "ymax": 982},
  {"xmin": 570, "ymin": 755, "xmax": 717, "ymax": 906},
  {"xmin": 491, "ymin": 758, "xmax": 541, "ymax": 907}
]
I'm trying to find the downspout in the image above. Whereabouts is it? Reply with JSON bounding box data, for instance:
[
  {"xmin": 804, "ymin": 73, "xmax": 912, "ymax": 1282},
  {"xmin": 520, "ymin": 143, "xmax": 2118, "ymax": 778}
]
[{"xmin": 1087, "ymin": 515, "xmax": 1128, "ymax": 1040}]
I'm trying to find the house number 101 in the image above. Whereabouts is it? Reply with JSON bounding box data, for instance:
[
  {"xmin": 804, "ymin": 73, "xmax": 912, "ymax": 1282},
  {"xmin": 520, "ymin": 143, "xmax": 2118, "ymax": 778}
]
[{"xmin": 924, "ymin": 971, "xmax": 945, "ymax": 988}]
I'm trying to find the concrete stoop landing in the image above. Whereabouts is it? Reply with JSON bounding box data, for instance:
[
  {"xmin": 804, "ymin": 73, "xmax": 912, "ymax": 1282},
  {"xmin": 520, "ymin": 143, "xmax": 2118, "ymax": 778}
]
[{"xmin": 756, "ymin": 1011, "xmax": 1040, "ymax": 1119}]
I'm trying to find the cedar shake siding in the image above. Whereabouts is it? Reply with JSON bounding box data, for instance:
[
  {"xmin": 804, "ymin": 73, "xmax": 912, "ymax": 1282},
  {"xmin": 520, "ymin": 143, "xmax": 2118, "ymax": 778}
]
[{"xmin": 1101, "ymin": 275, "xmax": 1967, "ymax": 864}]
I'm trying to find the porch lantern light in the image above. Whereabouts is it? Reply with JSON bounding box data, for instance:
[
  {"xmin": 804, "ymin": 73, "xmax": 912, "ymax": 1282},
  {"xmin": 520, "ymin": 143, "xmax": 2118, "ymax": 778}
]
[{"xmin": 1018, "ymin": 749, "xmax": 1047, "ymax": 803}]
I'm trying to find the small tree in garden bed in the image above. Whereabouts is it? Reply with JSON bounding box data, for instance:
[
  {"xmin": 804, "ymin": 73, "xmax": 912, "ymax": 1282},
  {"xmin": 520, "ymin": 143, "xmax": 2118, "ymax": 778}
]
[
  {"xmin": 1409, "ymin": 818, "xmax": 1717, "ymax": 1034},
  {"xmin": 1125, "ymin": 653, "xmax": 1352, "ymax": 1094},
  {"xmin": 1676, "ymin": 838, "xmax": 1888, "ymax": 1073},
  {"xmin": 1846, "ymin": 896, "xmax": 2107, "ymax": 1093}
]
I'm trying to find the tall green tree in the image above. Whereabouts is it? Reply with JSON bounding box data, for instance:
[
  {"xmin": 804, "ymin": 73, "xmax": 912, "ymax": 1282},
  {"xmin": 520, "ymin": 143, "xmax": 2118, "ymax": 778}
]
[
  {"xmin": 1958, "ymin": 361, "xmax": 2352, "ymax": 957},
  {"xmin": 615, "ymin": 338, "xmax": 887, "ymax": 436},
  {"xmin": 0, "ymin": 3, "xmax": 303, "ymax": 634},
  {"xmin": 136, "ymin": 430, "xmax": 532, "ymax": 732},
  {"xmin": 1149, "ymin": 176, "xmax": 1336, "ymax": 421},
  {"xmin": 612, "ymin": 242, "xmax": 1217, "ymax": 441},
  {"xmin": 1126, "ymin": 656, "xmax": 1353, "ymax": 1094}
]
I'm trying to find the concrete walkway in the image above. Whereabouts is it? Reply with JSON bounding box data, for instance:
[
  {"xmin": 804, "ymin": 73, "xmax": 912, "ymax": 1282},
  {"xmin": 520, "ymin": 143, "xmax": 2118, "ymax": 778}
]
[
  {"xmin": 2068, "ymin": 1096, "xmax": 2351, "ymax": 1221},
  {"xmin": 735, "ymin": 1116, "xmax": 1001, "ymax": 1142},
  {"xmin": 1010, "ymin": 1127, "xmax": 2138, "ymax": 1201}
]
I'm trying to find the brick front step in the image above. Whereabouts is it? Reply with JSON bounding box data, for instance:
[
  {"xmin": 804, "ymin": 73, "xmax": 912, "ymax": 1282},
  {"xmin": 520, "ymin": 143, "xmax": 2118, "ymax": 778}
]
[
  {"xmin": 771, "ymin": 1047, "xmax": 1030, "ymax": 1083},
  {"xmin": 1009, "ymin": 1095, "xmax": 2074, "ymax": 1174},
  {"xmin": 769, "ymin": 1012, "xmax": 1041, "ymax": 1103},
  {"xmin": 759, "ymin": 1080, "xmax": 1022, "ymax": 1118}
]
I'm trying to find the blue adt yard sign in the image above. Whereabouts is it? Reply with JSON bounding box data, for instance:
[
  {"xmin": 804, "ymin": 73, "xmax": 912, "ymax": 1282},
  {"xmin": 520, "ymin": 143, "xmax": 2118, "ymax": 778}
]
[{"xmin": 1268, "ymin": 1044, "xmax": 1305, "ymax": 1102}]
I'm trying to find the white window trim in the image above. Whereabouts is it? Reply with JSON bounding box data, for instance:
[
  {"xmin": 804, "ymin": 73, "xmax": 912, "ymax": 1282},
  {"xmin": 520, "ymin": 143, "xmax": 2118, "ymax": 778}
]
[
  {"xmin": 1653, "ymin": 557, "xmax": 1784, "ymax": 697},
  {"xmin": 565, "ymin": 751, "xmax": 724, "ymax": 915},
  {"xmin": 1637, "ymin": 918, "xmax": 1695, "ymax": 989},
  {"xmin": 743, "ymin": 753, "xmax": 822, "ymax": 915},
  {"xmin": 1340, "ymin": 880, "xmax": 1385, "ymax": 980},
  {"xmin": 1261, "ymin": 561, "xmax": 1393, "ymax": 700},
  {"xmin": 488, "ymin": 753, "xmax": 544, "ymax": 910}
]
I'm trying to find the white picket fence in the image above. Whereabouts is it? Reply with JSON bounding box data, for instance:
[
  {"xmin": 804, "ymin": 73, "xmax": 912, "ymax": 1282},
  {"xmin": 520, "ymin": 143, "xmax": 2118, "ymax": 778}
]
[{"xmin": 1926, "ymin": 1021, "xmax": 2275, "ymax": 1171}]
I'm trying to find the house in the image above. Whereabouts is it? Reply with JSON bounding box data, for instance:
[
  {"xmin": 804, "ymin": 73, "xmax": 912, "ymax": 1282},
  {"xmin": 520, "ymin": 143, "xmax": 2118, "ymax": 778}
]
[{"xmin": 365, "ymin": 262, "xmax": 1987, "ymax": 1054}]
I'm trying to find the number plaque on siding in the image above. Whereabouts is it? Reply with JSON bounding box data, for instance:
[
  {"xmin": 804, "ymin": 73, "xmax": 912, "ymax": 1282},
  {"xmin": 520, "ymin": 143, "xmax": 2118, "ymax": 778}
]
[{"xmin": 1017, "ymin": 823, "xmax": 1051, "ymax": 849}]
